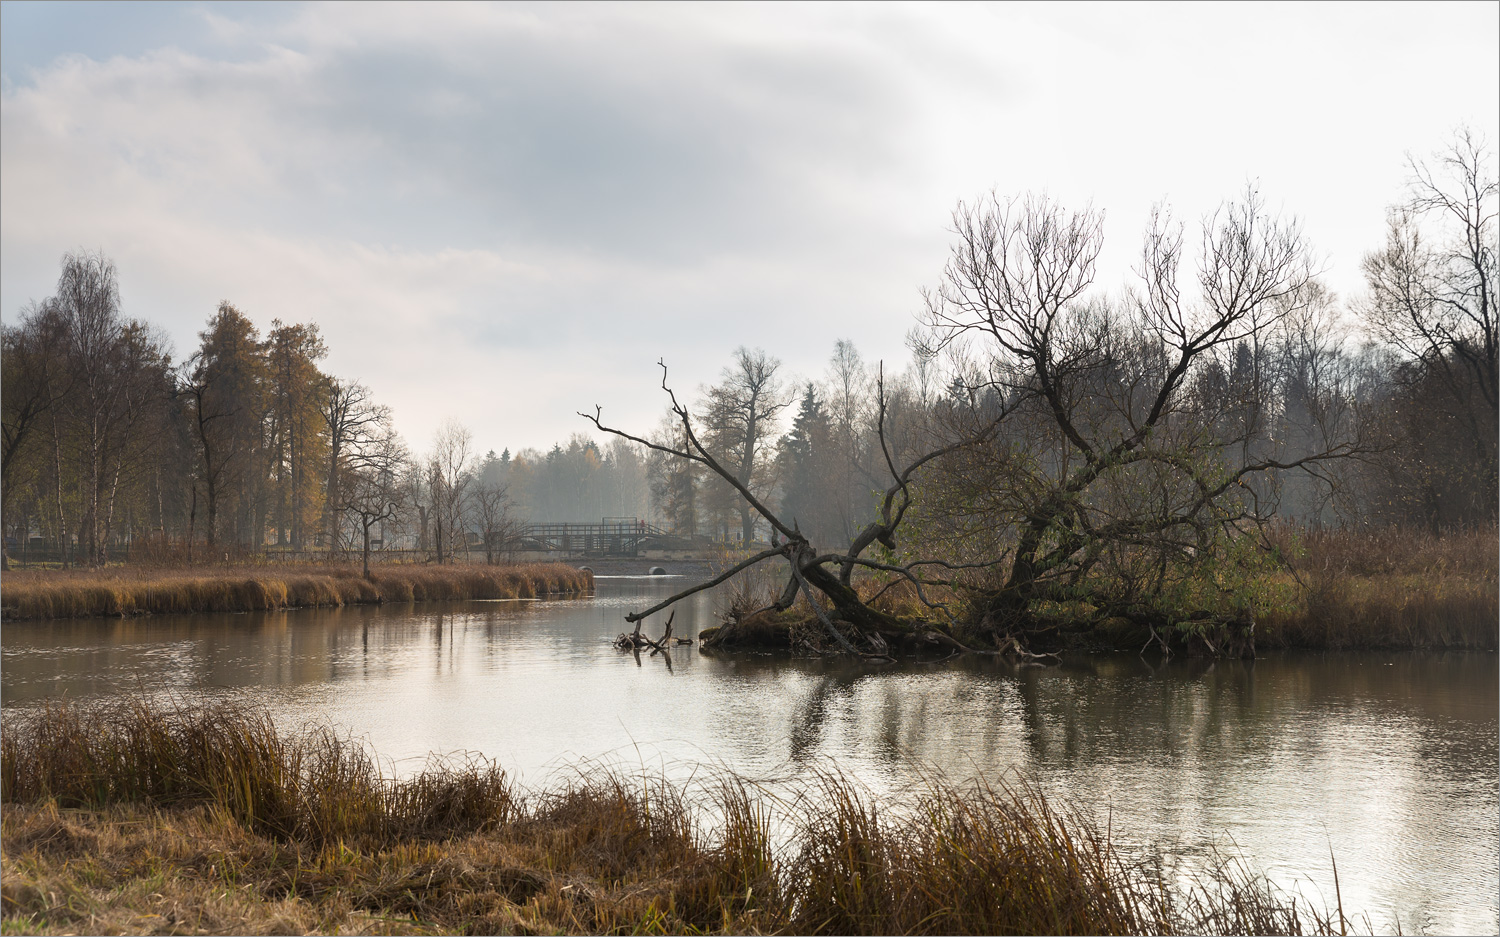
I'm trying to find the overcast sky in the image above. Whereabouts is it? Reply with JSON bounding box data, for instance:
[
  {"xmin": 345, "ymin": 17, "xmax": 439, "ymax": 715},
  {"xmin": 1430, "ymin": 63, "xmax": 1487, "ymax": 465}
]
[{"xmin": 3, "ymin": 1, "xmax": 1496, "ymax": 455}]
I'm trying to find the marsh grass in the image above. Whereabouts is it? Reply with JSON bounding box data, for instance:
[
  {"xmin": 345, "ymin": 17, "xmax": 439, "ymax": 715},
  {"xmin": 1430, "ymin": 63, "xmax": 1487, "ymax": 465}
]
[
  {"xmin": 1260, "ymin": 526, "xmax": 1498, "ymax": 650},
  {"xmin": 0, "ymin": 562, "xmax": 592, "ymax": 621},
  {"xmin": 2, "ymin": 698, "xmax": 1366, "ymax": 935}
]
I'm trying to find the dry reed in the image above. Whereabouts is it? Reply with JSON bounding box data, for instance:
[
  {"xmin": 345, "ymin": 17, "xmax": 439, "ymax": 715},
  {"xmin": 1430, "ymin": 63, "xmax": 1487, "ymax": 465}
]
[
  {"xmin": 2, "ymin": 697, "xmax": 1367, "ymax": 935},
  {"xmin": 0, "ymin": 562, "xmax": 592, "ymax": 621},
  {"xmin": 1260, "ymin": 526, "xmax": 1498, "ymax": 650}
]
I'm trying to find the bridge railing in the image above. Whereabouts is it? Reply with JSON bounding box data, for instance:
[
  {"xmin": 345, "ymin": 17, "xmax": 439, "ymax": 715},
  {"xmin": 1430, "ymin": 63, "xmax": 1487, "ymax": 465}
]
[{"xmin": 516, "ymin": 518, "xmax": 682, "ymax": 555}]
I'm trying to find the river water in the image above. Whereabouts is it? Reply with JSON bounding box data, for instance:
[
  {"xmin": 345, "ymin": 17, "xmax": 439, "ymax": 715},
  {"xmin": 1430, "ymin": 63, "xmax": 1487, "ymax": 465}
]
[{"xmin": 3, "ymin": 576, "xmax": 1496, "ymax": 934}]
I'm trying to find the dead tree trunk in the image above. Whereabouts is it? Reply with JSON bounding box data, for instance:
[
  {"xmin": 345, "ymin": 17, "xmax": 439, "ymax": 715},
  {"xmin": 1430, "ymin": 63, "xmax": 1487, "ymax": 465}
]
[{"xmin": 584, "ymin": 361, "xmax": 1010, "ymax": 659}]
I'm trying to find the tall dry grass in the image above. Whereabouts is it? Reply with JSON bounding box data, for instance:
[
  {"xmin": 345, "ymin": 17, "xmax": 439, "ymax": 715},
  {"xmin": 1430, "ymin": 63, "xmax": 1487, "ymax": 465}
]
[
  {"xmin": 1261, "ymin": 526, "xmax": 1498, "ymax": 650},
  {"xmin": 0, "ymin": 562, "xmax": 592, "ymax": 621},
  {"xmin": 2, "ymin": 698, "xmax": 1366, "ymax": 935},
  {"xmin": 782, "ymin": 771, "xmax": 1351, "ymax": 937}
]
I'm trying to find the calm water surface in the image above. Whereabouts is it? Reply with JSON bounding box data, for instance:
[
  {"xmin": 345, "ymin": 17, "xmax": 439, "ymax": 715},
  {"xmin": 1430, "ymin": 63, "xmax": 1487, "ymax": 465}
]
[{"xmin": 3, "ymin": 576, "xmax": 1496, "ymax": 934}]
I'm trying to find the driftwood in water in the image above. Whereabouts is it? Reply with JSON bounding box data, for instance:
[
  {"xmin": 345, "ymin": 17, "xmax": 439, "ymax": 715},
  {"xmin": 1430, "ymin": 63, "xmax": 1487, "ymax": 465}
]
[{"xmin": 614, "ymin": 610, "xmax": 691, "ymax": 654}]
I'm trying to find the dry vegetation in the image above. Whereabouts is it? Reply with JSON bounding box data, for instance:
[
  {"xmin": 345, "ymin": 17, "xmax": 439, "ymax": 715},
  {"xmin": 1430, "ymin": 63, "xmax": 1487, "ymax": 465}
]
[
  {"xmin": 703, "ymin": 527, "xmax": 1499, "ymax": 654},
  {"xmin": 0, "ymin": 563, "xmax": 592, "ymax": 621},
  {"xmin": 1258, "ymin": 526, "xmax": 1499, "ymax": 650},
  {"xmin": 1, "ymin": 698, "xmax": 1366, "ymax": 936}
]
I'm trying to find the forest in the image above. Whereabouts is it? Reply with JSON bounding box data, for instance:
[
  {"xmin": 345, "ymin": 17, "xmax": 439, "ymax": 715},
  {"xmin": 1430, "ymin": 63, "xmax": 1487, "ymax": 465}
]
[{"xmin": 0, "ymin": 267, "xmax": 908, "ymax": 568}]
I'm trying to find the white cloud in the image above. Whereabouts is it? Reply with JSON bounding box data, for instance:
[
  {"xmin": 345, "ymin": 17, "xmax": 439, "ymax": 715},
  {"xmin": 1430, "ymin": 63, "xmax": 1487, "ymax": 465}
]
[{"xmin": 3, "ymin": 1, "xmax": 1496, "ymax": 452}]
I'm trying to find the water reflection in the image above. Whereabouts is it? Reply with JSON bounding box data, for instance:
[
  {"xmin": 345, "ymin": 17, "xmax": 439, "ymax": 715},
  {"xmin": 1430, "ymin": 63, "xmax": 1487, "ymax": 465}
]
[{"xmin": 2, "ymin": 578, "xmax": 1495, "ymax": 933}]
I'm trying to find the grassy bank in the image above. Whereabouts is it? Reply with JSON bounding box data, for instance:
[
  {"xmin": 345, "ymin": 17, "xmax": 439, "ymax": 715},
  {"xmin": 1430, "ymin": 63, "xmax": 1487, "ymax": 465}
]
[
  {"xmin": 0, "ymin": 563, "xmax": 593, "ymax": 621},
  {"xmin": 703, "ymin": 526, "xmax": 1498, "ymax": 655},
  {"xmin": 1, "ymin": 698, "xmax": 1362, "ymax": 936},
  {"xmin": 1258, "ymin": 526, "xmax": 1498, "ymax": 650}
]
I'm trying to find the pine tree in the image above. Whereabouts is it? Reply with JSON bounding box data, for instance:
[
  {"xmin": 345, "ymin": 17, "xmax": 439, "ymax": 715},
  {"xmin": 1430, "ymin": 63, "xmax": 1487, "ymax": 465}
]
[{"xmin": 777, "ymin": 383, "xmax": 834, "ymax": 542}]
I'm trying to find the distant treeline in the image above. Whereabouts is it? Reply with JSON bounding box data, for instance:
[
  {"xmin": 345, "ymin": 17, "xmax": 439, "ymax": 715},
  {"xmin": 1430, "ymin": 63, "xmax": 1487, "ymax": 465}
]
[
  {"xmin": 3, "ymin": 135, "xmax": 1495, "ymax": 569},
  {"xmin": 480, "ymin": 338, "xmax": 925, "ymax": 547}
]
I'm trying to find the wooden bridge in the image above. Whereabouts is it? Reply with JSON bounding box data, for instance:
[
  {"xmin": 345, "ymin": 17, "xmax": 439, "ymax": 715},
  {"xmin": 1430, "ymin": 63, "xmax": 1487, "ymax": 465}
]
[{"xmin": 517, "ymin": 518, "xmax": 681, "ymax": 556}]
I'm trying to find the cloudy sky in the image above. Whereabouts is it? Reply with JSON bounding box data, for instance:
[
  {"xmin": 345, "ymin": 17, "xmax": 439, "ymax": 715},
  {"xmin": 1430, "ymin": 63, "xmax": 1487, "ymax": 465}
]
[{"xmin": 3, "ymin": 1, "xmax": 1496, "ymax": 455}]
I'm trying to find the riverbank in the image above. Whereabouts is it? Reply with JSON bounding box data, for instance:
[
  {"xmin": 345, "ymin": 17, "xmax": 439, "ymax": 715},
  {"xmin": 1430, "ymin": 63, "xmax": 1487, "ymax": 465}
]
[
  {"xmin": 0, "ymin": 563, "xmax": 592, "ymax": 621},
  {"xmin": 700, "ymin": 526, "xmax": 1498, "ymax": 655},
  {"xmin": 699, "ymin": 572, "xmax": 1497, "ymax": 656},
  {"xmin": 1, "ymin": 698, "xmax": 1362, "ymax": 936}
]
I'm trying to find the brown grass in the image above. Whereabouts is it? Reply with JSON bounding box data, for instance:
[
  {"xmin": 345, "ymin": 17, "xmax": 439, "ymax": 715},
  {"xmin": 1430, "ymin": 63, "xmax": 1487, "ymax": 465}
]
[
  {"xmin": 705, "ymin": 532, "xmax": 1499, "ymax": 654},
  {"xmin": 1260, "ymin": 526, "xmax": 1498, "ymax": 650},
  {"xmin": 0, "ymin": 563, "xmax": 593, "ymax": 621},
  {"xmin": 1276, "ymin": 525, "xmax": 1497, "ymax": 578},
  {"xmin": 2, "ymin": 698, "xmax": 1369, "ymax": 935}
]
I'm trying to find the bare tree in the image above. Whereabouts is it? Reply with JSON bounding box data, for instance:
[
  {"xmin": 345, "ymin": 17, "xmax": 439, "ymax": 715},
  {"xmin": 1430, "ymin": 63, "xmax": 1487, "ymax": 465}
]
[
  {"xmin": 93, "ymin": 321, "xmax": 174, "ymax": 564},
  {"xmin": 2, "ymin": 304, "xmax": 70, "ymax": 569},
  {"xmin": 427, "ymin": 419, "xmax": 474, "ymax": 563},
  {"xmin": 57, "ymin": 251, "xmax": 126, "ymax": 566},
  {"xmin": 647, "ymin": 414, "xmax": 700, "ymax": 536},
  {"xmin": 917, "ymin": 188, "xmax": 1362, "ymax": 654},
  {"xmin": 701, "ymin": 347, "xmax": 792, "ymax": 545},
  {"xmin": 320, "ymin": 378, "xmax": 391, "ymax": 550},
  {"xmin": 1364, "ymin": 129, "xmax": 1497, "ymax": 416},
  {"xmin": 823, "ymin": 339, "xmax": 873, "ymax": 542},
  {"xmin": 1359, "ymin": 129, "xmax": 1498, "ymax": 524},
  {"xmin": 340, "ymin": 427, "xmax": 409, "ymax": 578},
  {"xmin": 7, "ymin": 256, "xmax": 187, "ymax": 568},
  {"xmin": 29, "ymin": 253, "xmax": 177, "ymax": 566},
  {"xmin": 470, "ymin": 480, "xmax": 513, "ymax": 565},
  {"xmin": 404, "ymin": 463, "xmax": 433, "ymax": 554}
]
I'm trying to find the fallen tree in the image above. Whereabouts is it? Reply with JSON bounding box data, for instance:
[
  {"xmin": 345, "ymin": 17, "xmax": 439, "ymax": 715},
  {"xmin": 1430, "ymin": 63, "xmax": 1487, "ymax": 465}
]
[
  {"xmin": 584, "ymin": 361, "xmax": 1013, "ymax": 661},
  {"xmin": 586, "ymin": 189, "xmax": 1366, "ymax": 660}
]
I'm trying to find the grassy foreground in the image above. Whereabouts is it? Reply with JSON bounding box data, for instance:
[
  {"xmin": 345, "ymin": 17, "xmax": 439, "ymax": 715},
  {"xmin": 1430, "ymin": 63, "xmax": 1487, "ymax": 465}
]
[
  {"xmin": 1, "ymin": 699, "xmax": 1362, "ymax": 936},
  {"xmin": 0, "ymin": 563, "xmax": 592, "ymax": 621}
]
